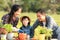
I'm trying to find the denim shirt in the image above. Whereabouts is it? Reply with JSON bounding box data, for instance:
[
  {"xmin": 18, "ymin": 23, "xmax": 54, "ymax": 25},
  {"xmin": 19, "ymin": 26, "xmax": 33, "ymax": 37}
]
[
  {"xmin": 19, "ymin": 25, "xmax": 31, "ymax": 35},
  {"xmin": 30, "ymin": 15, "xmax": 59, "ymax": 38},
  {"xmin": 32, "ymin": 15, "xmax": 58, "ymax": 31}
]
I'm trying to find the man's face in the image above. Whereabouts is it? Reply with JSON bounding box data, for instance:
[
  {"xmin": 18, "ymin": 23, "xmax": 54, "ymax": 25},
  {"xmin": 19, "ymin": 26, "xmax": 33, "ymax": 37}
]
[{"xmin": 37, "ymin": 12, "xmax": 46, "ymax": 21}]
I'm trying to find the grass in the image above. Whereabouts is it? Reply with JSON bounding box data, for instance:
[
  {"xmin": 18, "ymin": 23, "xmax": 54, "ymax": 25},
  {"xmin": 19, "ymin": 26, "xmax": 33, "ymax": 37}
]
[
  {"xmin": 0, "ymin": 11, "xmax": 60, "ymax": 26},
  {"xmin": 0, "ymin": 11, "xmax": 60, "ymax": 37}
]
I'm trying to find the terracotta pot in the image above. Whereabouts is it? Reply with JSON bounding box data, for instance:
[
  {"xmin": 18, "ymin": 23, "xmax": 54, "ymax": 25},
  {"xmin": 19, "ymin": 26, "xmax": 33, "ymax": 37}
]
[
  {"xmin": 38, "ymin": 34, "xmax": 45, "ymax": 40},
  {"xmin": 18, "ymin": 33, "xmax": 27, "ymax": 40},
  {"xmin": 0, "ymin": 28, "xmax": 8, "ymax": 34},
  {"xmin": 7, "ymin": 33, "xmax": 14, "ymax": 40},
  {"xmin": 0, "ymin": 34, "xmax": 7, "ymax": 40}
]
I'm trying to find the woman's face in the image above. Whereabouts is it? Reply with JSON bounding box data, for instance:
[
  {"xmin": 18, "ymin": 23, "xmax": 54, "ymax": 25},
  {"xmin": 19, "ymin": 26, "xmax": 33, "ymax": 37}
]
[
  {"xmin": 22, "ymin": 18, "xmax": 29, "ymax": 27},
  {"xmin": 14, "ymin": 8, "xmax": 22, "ymax": 17}
]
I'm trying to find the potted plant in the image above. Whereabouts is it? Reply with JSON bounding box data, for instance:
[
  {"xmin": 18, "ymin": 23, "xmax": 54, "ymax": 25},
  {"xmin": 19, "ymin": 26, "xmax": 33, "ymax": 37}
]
[
  {"xmin": 38, "ymin": 27, "xmax": 52, "ymax": 40},
  {"xmin": 3, "ymin": 24, "xmax": 13, "ymax": 40},
  {"xmin": 38, "ymin": 27, "xmax": 46, "ymax": 40},
  {"xmin": 0, "ymin": 23, "xmax": 8, "ymax": 40},
  {"xmin": 3, "ymin": 24, "xmax": 13, "ymax": 33},
  {"xmin": 0, "ymin": 28, "xmax": 8, "ymax": 40},
  {"xmin": 18, "ymin": 33, "xmax": 27, "ymax": 40},
  {"xmin": 45, "ymin": 29, "xmax": 52, "ymax": 40}
]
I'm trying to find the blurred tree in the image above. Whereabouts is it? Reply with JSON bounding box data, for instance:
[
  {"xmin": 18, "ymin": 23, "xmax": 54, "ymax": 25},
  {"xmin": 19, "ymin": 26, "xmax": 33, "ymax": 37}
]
[
  {"xmin": 0, "ymin": 0, "xmax": 12, "ymax": 11},
  {"xmin": 0, "ymin": 0, "xmax": 60, "ymax": 14}
]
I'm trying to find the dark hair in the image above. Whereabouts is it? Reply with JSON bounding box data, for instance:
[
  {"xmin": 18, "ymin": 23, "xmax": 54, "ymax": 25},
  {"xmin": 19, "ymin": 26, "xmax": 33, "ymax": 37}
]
[
  {"xmin": 8, "ymin": 4, "xmax": 22, "ymax": 23},
  {"xmin": 20, "ymin": 16, "xmax": 31, "ymax": 25},
  {"xmin": 36, "ymin": 8, "xmax": 46, "ymax": 14}
]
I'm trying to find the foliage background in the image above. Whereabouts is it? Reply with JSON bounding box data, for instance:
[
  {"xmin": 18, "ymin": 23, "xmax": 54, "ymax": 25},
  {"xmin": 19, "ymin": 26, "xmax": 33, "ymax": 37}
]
[{"xmin": 0, "ymin": 0, "xmax": 60, "ymax": 37}]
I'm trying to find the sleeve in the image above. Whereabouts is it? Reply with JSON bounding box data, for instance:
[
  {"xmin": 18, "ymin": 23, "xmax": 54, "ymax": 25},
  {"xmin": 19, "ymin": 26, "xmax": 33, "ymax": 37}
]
[
  {"xmin": 18, "ymin": 29, "xmax": 24, "ymax": 33},
  {"xmin": 2, "ymin": 15, "xmax": 8, "ymax": 24},
  {"xmin": 30, "ymin": 19, "xmax": 39, "ymax": 38},
  {"xmin": 47, "ymin": 17, "xmax": 55, "ymax": 30},
  {"xmin": 2, "ymin": 15, "xmax": 5, "ymax": 20},
  {"xmin": 30, "ymin": 26, "xmax": 34, "ymax": 38},
  {"xmin": 32, "ymin": 19, "xmax": 39, "ymax": 30},
  {"xmin": 18, "ymin": 27, "xmax": 24, "ymax": 33}
]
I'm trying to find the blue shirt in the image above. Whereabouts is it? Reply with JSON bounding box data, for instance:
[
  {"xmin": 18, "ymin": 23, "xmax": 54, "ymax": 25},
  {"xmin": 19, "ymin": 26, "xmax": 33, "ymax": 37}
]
[
  {"xmin": 32, "ymin": 15, "xmax": 58, "ymax": 31},
  {"xmin": 19, "ymin": 25, "xmax": 31, "ymax": 35},
  {"xmin": 30, "ymin": 15, "xmax": 59, "ymax": 38}
]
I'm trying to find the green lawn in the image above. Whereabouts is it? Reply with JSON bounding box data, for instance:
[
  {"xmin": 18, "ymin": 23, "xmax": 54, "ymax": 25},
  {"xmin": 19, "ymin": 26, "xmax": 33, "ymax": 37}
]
[
  {"xmin": 0, "ymin": 11, "xmax": 60, "ymax": 27},
  {"xmin": 0, "ymin": 11, "xmax": 60, "ymax": 26},
  {"xmin": 0, "ymin": 11, "xmax": 60, "ymax": 37}
]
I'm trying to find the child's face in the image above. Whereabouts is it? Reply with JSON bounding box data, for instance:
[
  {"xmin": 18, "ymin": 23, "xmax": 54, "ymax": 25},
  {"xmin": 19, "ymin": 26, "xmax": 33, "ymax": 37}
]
[{"xmin": 22, "ymin": 18, "xmax": 29, "ymax": 27}]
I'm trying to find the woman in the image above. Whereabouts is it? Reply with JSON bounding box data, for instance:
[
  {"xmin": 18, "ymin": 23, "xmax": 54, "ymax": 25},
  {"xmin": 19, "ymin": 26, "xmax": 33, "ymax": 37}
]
[{"xmin": 2, "ymin": 4, "xmax": 22, "ymax": 27}]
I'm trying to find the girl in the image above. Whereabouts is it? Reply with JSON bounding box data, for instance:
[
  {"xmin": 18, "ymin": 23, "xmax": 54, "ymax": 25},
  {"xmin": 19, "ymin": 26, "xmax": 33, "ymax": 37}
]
[{"xmin": 19, "ymin": 16, "xmax": 31, "ymax": 36}]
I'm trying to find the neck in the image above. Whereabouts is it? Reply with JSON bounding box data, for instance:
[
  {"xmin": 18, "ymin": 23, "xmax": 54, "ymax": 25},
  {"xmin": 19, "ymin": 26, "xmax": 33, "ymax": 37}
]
[
  {"xmin": 43, "ymin": 19, "xmax": 46, "ymax": 22},
  {"xmin": 13, "ymin": 16, "xmax": 16, "ymax": 21},
  {"xmin": 43, "ymin": 16, "xmax": 46, "ymax": 22},
  {"xmin": 23, "ymin": 25, "xmax": 29, "ymax": 27}
]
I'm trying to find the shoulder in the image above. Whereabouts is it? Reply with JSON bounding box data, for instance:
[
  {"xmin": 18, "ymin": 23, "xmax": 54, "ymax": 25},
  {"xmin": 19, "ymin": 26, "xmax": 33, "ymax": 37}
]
[
  {"xmin": 46, "ymin": 15, "xmax": 55, "ymax": 23},
  {"xmin": 2, "ymin": 14, "xmax": 9, "ymax": 20},
  {"xmin": 3, "ymin": 14, "xmax": 9, "ymax": 17},
  {"xmin": 28, "ymin": 26, "xmax": 32, "ymax": 29},
  {"xmin": 46, "ymin": 15, "xmax": 54, "ymax": 21}
]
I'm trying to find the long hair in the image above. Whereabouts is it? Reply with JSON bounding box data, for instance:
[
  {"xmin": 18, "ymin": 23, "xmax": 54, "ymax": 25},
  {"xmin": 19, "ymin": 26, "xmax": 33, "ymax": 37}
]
[{"xmin": 8, "ymin": 4, "xmax": 21, "ymax": 23}]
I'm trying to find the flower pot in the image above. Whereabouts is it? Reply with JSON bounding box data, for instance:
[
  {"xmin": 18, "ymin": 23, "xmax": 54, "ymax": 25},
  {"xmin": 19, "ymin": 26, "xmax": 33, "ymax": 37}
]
[
  {"xmin": 0, "ymin": 34, "xmax": 7, "ymax": 40},
  {"xmin": 38, "ymin": 34, "xmax": 45, "ymax": 40},
  {"xmin": 7, "ymin": 32, "xmax": 14, "ymax": 40},
  {"xmin": 18, "ymin": 33, "xmax": 27, "ymax": 40}
]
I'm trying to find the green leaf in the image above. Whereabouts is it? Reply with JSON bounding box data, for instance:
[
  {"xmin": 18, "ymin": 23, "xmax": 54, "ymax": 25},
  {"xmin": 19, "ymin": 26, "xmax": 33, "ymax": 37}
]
[{"xmin": 3, "ymin": 24, "xmax": 13, "ymax": 32}]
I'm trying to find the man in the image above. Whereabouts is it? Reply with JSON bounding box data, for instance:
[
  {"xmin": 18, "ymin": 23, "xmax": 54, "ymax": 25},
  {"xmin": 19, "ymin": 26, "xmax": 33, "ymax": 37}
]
[{"xmin": 30, "ymin": 9, "xmax": 60, "ymax": 40}]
